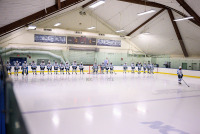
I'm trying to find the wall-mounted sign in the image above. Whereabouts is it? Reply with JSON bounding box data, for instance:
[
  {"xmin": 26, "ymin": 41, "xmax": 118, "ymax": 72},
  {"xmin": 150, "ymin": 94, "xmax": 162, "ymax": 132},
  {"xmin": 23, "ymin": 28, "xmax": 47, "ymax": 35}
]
[
  {"xmin": 97, "ymin": 39, "xmax": 121, "ymax": 47},
  {"xmin": 34, "ymin": 34, "xmax": 66, "ymax": 44},
  {"xmin": 67, "ymin": 36, "xmax": 96, "ymax": 45}
]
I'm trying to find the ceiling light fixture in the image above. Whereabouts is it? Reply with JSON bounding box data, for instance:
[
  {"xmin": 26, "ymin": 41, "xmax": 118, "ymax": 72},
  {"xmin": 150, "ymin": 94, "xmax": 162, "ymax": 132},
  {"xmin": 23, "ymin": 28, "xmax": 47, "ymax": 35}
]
[
  {"xmin": 87, "ymin": 26, "xmax": 96, "ymax": 30},
  {"xmin": 89, "ymin": 0, "xmax": 105, "ymax": 8},
  {"xmin": 54, "ymin": 23, "xmax": 61, "ymax": 27},
  {"xmin": 116, "ymin": 29, "xmax": 125, "ymax": 33},
  {"xmin": 142, "ymin": 32, "xmax": 150, "ymax": 35},
  {"xmin": 28, "ymin": 25, "xmax": 36, "ymax": 30},
  {"xmin": 137, "ymin": 10, "xmax": 156, "ymax": 16},
  {"xmin": 174, "ymin": 16, "xmax": 194, "ymax": 22}
]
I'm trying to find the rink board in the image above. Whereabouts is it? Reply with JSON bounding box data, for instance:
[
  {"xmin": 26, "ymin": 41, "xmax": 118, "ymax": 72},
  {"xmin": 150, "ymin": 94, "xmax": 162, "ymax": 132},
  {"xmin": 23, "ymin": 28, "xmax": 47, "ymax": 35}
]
[{"xmin": 7, "ymin": 66, "xmax": 200, "ymax": 78}]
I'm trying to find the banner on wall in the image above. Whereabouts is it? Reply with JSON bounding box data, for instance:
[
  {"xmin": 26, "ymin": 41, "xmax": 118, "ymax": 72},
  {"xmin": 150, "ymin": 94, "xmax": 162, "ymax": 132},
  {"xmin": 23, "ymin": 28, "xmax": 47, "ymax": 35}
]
[
  {"xmin": 34, "ymin": 34, "xmax": 66, "ymax": 44},
  {"xmin": 67, "ymin": 36, "xmax": 96, "ymax": 45},
  {"xmin": 97, "ymin": 39, "xmax": 121, "ymax": 47}
]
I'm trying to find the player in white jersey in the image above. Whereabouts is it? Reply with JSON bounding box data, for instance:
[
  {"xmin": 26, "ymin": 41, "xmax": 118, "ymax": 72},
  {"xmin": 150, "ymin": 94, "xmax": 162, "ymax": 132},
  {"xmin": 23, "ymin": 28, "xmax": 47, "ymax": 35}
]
[
  {"xmin": 31, "ymin": 60, "xmax": 37, "ymax": 75},
  {"xmin": 150, "ymin": 64, "xmax": 154, "ymax": 74},
  {"xmin": 177, "ymin": 66, "xmax": 183, "ymax": 84},
  {"xmin": 22, "ymin": 61, "xmax": 28, "ymax": 75},
  {"xmin": 47, "ymin": 61, "xmax": 52, "ymax": 74},
  {"xmin": 6, "ymin": 60, "xmax": 12, "ymax": 75},
  {"xmin": 147, "ymin": 62, "xmax": 151, "ymax": 74},
  {"xmin": 65, "ymin": 62, "xmax": 70, "ymax": 75},
  {"xmin": 40, "ymin": 60, "xmax": 45, "ymax": 75},
  {"xmin": 123, "ymin": 62, "xmax": 128, "ymax": 73},
  {"xmin": 100, "ymin": 62, "xmax": 105, "ymax": 74},
  {"xmin": 79, "ymin": 62, "xmax": 84, "ymax": 74},
  {"xmin": 105, "ymin": 63, "xmax": 109, "ymax": 74},
  {"xmin": 137, "ymin": 62, "xmax": 142, "ymax": 74},
  {"xmin": 110, "ymin": 62, "xmax": 114, "ymax": 74},
  {"xmin": 54, "ymin": 61, "xmax": 59, "ymax": 74},
  {"xmin": 131, "ymin": 63, "xmax": 135, "ymax": 73},
  {"xmin": 93, "ymin": 62, "xmax": 98, "ymax": 74},
  {"xmin": 143, "ymin": 63, "xmax": 147, "ymax": 73},
  {"xmin": 14, "ymin": 61, "xmax": 20, "ymax": 76},
  {"xmin": 72, "ymin": 61, "xmax": 77, "ymax": 75},
  {"xmin": 59, "ymin": 62, "xmax": 65, "ymax": 74}
]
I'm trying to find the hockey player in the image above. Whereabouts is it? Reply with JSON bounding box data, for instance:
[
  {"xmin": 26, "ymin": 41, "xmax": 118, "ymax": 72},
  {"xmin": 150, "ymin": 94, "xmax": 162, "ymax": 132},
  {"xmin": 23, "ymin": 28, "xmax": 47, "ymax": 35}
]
[
  {"xmin": 131, "ymin": 63, "xmax": 135, "ymax": 73},
  {"xmin": 72, "ymin": 60, "xmax": 77, "ymax": 74},
  {"xmin": 59, "ymin": 62, "xmax": 65, "ymax": 74},
  {"xmin": 143, "ymin": 63, "xmax": 147, "ymax": 73},
  {"xmin": 123, "ymin": 62, "xmax": 128, "ymax": 73},
  {"xmin": 110, "ymin": 62, "xmax": 114, "ymax": 74},
  {"xmin": 54, "ymin": 61, "xmax": 59, "ymax": 74},
  {"xmin": 105, "ymin": 63, "xmax": 109, "ymax": 74},
  {"xmin": 138, "ymin": 62, "xmax": 142, "ymax": 74},
  {"xmin": 100, "ymin": 62, "xmax": 105, "ymax": 74},
  {"xmin": 40, "ymin": 60, "xmax": 45, "ymax": 75},
  {"xmin": 47, "ymin": 61, "xmax": 52, "ymax": 74},
  {"xmin": 177, "ymin": 66, "xmax": 183, "ymax": 84},
  {"xmin": 147, "ymin": 62, "xmax": 151, "ymax": 74},
  {"xmin": 93, "ymin": 62, "xmax": 98, "ymax": 74},
  {"xmin": 65, "ymin": 62, "xmax": 70, "ymax": 75},
  {"xmin": 150, "ymin": 63, "xmax": 154, "ymax": 74},
  {"xmin": 31, "ymin": 60, "xmax": 37, "ymax": 75},
  {"xmin": 22, "ymin": 61, "xmax": 28, "ymax": 75},
  {"xmin": 14, "ymin": 61, "xmax": 20, "ymax": 76},
  {"xmin": 6, "ymin": 60, "xmax": 12, "ymax": 75},
  {"xmin": 79, "ymin": 62, "xmax": 84, "ymax": 74}
]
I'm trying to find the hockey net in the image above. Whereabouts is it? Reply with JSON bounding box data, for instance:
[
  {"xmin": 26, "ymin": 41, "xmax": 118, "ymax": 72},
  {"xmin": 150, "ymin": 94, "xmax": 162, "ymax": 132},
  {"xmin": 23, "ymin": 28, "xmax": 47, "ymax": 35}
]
[{"xmin": 88, "ymin": 65, "xmax": 101, "ymax": 74}]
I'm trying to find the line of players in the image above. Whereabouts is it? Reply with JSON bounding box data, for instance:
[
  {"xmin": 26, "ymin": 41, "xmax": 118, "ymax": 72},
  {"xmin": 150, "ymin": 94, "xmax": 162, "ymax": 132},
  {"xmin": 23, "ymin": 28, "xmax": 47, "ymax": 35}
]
[
  {"xmin": 6, "ymin": 60, "xmax": 155, "ymax": 75},
  {"xmin": 92, "ymin": 62, "xmax": 155, "ymax": 74},
  {"xmin": 6, "ymin": 60, "xmax": 84, "ymax": 76},
  {"xmin": 123, "ymin": 62, "xmax": 155, "ymax": 74}
]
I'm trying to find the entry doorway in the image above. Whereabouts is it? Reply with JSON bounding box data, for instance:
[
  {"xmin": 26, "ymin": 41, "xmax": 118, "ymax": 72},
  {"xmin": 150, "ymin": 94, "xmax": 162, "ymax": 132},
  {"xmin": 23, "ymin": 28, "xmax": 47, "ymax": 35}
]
[
  {"xmin": 192, "ymin": 63, "xmax": 197, "ymax": 70},
  {"xmin": 182, "ymin": 63, "xmax": 187, "ymax": 70}
]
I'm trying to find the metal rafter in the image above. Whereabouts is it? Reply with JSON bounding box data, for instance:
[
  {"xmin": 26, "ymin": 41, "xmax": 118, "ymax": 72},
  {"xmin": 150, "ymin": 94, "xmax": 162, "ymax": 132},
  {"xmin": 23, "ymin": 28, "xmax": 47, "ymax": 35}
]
[
  {"xmin": 168, "ymin": 9, "xmax": 188, "ymax": 57},
  {"xmin": 127, "ymin": 9, "xmax": 165, "ymax": 36}
]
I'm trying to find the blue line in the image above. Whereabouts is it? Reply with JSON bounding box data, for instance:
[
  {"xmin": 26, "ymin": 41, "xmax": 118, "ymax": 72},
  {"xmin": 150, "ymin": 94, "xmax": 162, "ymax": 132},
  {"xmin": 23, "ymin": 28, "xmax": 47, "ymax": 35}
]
[{"xmin": 22, "ymin": 95, "xmax": 200, "ymax": 115}]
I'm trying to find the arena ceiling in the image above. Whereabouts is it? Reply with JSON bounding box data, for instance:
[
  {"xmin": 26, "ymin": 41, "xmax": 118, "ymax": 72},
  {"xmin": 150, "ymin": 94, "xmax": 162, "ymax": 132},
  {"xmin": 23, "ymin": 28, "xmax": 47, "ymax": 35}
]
[{"xmin": 0, "ymin": 0, "xmax": 200, "ymax": 57}]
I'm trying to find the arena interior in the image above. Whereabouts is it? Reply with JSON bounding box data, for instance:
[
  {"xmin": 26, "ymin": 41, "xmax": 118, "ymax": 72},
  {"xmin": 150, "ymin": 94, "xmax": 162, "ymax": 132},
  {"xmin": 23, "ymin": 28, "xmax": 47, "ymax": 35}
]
[{"xmin": 1, "ymin": 0, "xmax": 200, "ymax": 134}]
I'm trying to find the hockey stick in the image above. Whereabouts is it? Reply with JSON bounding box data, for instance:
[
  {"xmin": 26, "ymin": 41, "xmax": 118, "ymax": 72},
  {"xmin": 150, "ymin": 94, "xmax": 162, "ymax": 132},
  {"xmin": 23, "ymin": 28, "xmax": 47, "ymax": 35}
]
[{"xmin": 182, "ymin": 79, "xmax": 190, "ymax": 87}]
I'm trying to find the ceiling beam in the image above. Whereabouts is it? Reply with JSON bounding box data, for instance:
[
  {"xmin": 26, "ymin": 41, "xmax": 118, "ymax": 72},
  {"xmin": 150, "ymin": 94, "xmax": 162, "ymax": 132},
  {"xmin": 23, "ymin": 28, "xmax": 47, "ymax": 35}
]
[
  {"xmin": 118, "ymin": 0, "xmax": 200, "ymax": 27},
  {"xmin": 119, "ymin": 0, "xmax": 165, "ymax": 8},
  {"xmin": 127, "ymin": 9, "xmax": 165, "ymax": 36},
  {"xmin": 0, "ymin": 0, "xmax": 85, "ymax": 36},
  {"xmin": 176, "ymin": 0, "xmax": 200, "ymax": 24},
  {"xmin": 56, "ymin": 0, "xmax": 61, "ymax": 9},
  {"xmin": 168, "ymin": 9, "xmax": 188, "ymax": 57},
  {"xmin": 82, "ymin": 0, "xmax": 97, "ymax": 8}
]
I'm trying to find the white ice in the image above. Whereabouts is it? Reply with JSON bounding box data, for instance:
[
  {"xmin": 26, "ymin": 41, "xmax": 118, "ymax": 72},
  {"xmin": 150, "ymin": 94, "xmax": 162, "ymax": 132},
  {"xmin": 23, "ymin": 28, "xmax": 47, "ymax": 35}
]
[{"xmin": 11, "ymin": 72, "xmax": 200, "ymax": 134}]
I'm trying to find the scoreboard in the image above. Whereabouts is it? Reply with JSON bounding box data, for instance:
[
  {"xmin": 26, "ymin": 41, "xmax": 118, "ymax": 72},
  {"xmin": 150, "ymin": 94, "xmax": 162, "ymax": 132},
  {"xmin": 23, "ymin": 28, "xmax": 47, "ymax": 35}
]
[{"xmin": 67, "ymin": 36, "xmax": 96, "ymax": 45}]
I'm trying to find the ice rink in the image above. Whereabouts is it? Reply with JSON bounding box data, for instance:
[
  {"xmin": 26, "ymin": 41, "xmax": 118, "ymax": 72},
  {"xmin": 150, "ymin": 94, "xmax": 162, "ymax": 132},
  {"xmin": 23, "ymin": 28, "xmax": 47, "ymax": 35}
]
[{"xmin": 11, "ymin": 72, "xmax": 200, "ymax": 134}]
